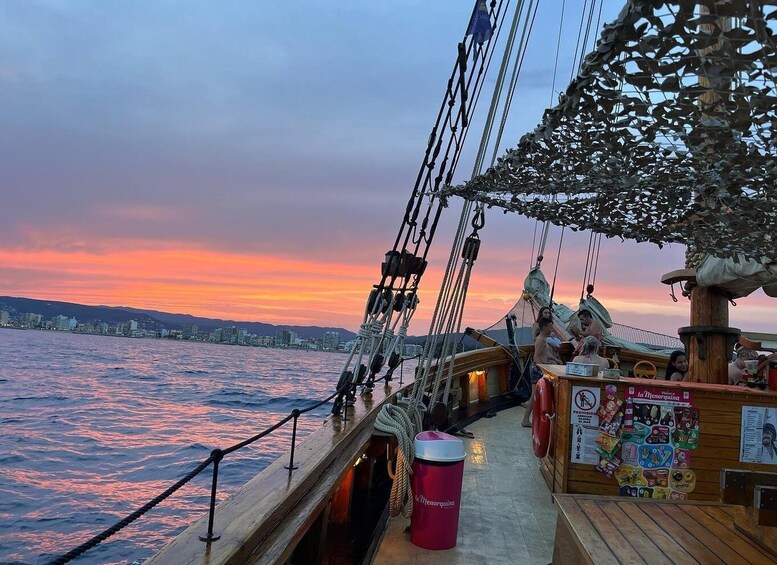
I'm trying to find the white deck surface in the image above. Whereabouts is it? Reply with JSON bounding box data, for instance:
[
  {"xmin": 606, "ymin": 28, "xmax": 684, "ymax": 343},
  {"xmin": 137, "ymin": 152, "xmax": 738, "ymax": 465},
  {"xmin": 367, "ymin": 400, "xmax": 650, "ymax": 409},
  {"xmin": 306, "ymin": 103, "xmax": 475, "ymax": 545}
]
[{"xmin": 374, "ymin": 405, "xmax": 557, "ymax": 565}]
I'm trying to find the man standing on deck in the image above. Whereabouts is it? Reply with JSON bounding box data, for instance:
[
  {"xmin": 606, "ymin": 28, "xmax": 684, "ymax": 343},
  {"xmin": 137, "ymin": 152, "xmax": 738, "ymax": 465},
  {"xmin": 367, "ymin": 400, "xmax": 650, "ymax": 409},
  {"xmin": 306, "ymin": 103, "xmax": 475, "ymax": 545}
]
[{"xmin": 522, "ymin": 318, "xmax": 562, "ymax": 427}]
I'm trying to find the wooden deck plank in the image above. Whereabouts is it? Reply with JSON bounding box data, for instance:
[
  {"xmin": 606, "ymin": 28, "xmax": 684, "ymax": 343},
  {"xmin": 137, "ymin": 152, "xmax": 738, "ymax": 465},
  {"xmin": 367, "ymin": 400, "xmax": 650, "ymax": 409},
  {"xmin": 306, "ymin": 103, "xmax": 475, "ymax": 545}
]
[
  {"xmin": 644, "ymin": 504, "xmax": 723, "ymax": 564},
  {"xmin": 618, "ymin": 503, "xmax": 698, "ymax": 565},
  {"xmin": 596, "ymin": 500, "xmax": 673, "ymax": 565},
  {"xmin": 680, "ymin": 505, "xmax": 773, "ymax": 563},
  {"xmin": 653, "ymin": 504, "xmax": 740, "ymax": 564},
  {"xmin": 577, "ymin": 499, "xmax": 646, "ymax": 564},
  {"xmin": 644, "ymin": 504, "xmax": 737, "ymax": 564},
  {"xmin": 554, "ymin": 496, "xmax": 619, "ymax": 564}
]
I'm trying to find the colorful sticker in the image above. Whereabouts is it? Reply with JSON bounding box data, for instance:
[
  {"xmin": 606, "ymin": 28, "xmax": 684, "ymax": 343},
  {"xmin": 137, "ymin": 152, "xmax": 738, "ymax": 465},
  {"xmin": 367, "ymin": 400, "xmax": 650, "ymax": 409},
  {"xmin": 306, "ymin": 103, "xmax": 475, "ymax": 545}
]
[
  {"xmin": 596, "ymin": 433, "xmax": 621, "ymax": 456},
  {"xmin": 600, "ymin": 411, "xmax": 624, "ymax": 438},
  {"xmin": 638, "ymin": 445, "xmax": 673, "ymax": 469},
  {"xmin": 596, "ymin": 456, "xmax": 622, "ymax": 478},
  {"xmin": 620, "ymin": 486, "xmax": 655, "ymax": 498},
  {"xmin": 653, "ymin": 487, "xmax": 672, "ymax": 499},
  {"xmin": 672, "ymin": 449, "xmax": 691, "ymax": 469},
  {"xmin": 645, "ymin": 426, "xmax": 670, "ymax": 445},
  {"xmin": 621, "ymin": 442, "xmax": 640, "ymax": 465},
  {"xmin": 642, "ymin": 468, "xmax": 669, "ymax": 488},
  {"xmin": 615, "ymin": 464, "xmax": 647, "ymax": 487},
  {"xmin": 669, "ymin": 470, "xmax": 696, "ymax": 493},
  {"xmin": 597, "ymin": 395, "xmax": 624, "ymax": 424},
  {"xmin": 634, "ymin": 402, "xmax": 662, "ymax": 426},
  {"xmin": 622, "ymin": 422, "xmax": 650, "ymax": 443}
]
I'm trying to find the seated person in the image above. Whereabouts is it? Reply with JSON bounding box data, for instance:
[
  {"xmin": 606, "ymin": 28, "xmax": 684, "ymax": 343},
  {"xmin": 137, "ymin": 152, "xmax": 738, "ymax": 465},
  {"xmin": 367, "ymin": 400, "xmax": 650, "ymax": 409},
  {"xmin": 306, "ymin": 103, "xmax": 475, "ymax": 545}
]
[
  {"xmin": 729, "ymin": 346, "xmax": 759, "ymax": 384},
  {"xmin": 663, "ymin": 350, "xmax": 688, "ymax": 381},
  {"xmin": 570, "ymin": 309, "xmax": 603, "ymax": 355},
  {"xmin": 522, "ymin": 318, "xmax": 562, "ymax": 427},
  {"xmin": 571, "ymin": 336, "xmax": 609, "ymax": 371}
]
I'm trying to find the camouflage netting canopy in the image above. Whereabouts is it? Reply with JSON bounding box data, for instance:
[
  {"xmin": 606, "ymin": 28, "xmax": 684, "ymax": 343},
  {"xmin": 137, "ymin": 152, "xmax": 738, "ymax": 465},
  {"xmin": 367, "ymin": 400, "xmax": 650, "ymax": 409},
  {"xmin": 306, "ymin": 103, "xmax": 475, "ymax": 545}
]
[{"xmin": 443, "ymin": 0, "xmax": 777, "ymax": 260}]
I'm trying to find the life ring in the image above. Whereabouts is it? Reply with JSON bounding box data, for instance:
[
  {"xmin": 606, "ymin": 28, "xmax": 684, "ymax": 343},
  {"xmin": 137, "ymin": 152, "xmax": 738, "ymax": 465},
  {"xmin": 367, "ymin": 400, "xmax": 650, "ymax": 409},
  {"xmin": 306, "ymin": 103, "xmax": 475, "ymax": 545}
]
[{"xmin": 532, "ymin": 377, "xmax": 554, "ymax": 458}]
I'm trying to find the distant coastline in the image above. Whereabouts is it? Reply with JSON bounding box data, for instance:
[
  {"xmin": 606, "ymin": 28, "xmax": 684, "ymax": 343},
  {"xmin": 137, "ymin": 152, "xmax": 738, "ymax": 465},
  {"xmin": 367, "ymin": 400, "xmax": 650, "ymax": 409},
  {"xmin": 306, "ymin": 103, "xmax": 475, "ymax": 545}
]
[{"xmin": 0, "ymin": 295, "xmax": 357, "ymax": 352}]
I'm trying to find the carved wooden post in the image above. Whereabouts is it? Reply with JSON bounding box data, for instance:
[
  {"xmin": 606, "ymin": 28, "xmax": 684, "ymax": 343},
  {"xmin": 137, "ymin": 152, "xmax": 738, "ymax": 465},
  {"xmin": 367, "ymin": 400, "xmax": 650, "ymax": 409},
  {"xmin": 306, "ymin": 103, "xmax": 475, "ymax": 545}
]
[{"xmin": 681, "ymin": 287, "xmax": 738, "ymax": 384}]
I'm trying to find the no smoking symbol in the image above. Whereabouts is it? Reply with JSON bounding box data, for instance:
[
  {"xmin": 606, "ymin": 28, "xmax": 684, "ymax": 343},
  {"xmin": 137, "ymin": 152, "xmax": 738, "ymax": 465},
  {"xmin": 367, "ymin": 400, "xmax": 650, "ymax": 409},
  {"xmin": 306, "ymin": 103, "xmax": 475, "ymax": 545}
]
[{"xmin": 574, "ymin": 390, "xmax": 595, "ymax": 411}]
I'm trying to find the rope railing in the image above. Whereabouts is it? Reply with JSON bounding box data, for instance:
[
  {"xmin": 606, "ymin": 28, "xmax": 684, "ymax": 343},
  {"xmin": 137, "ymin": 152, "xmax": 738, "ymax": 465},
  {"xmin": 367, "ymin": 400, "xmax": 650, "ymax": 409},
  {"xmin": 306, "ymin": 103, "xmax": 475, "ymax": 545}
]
[{"xmin": 47, "ymin": 356, "xmax": 420, "ymax": 565}]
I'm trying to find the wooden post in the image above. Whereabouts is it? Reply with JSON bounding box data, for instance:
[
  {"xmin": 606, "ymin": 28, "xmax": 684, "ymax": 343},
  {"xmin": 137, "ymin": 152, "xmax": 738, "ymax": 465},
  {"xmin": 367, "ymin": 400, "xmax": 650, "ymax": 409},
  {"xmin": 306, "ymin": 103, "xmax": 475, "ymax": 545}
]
[{"xmin": 685, "ymin": 286, "xmax": 734, "ymax": 384}]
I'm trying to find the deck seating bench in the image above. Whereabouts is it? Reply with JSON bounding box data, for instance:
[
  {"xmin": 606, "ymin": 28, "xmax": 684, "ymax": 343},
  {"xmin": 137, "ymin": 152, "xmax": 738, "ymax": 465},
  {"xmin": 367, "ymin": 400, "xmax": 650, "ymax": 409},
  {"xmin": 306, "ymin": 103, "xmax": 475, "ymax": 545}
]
[{"xmin": 552, "ymin": 494, "xmax": 777, "ymax": 564}]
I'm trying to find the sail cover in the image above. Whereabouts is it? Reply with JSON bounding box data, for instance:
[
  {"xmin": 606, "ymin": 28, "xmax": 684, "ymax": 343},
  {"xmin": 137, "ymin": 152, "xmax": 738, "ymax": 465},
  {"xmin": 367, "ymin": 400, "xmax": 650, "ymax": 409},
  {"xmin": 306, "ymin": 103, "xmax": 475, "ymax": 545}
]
[{"xmin": 443, "ymin": 0, "xmax": 777, "ymax": 261}]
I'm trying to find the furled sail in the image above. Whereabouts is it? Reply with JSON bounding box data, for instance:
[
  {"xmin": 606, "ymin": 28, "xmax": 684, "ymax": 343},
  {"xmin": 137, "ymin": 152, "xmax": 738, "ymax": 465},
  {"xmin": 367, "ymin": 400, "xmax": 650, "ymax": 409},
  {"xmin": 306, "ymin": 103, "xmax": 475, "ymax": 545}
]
[{"xmin": 696, "ymin": 255, "xmax": 777, "ymax": 299}]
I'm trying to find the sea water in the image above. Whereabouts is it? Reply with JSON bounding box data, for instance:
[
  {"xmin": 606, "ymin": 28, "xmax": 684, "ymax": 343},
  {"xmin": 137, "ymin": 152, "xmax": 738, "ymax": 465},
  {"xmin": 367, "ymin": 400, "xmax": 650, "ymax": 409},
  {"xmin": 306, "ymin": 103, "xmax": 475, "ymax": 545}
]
[{"xmin": 0, "ymin": 329, "xmax": 400, "ymax": 564}]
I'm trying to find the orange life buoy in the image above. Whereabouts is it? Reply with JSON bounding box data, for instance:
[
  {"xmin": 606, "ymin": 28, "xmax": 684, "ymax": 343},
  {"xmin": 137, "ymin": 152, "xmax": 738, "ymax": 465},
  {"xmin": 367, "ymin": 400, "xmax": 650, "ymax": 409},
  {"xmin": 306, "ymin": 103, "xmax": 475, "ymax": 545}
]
[{"xmin": 532, "ymin": 377, "xmax": 554, "ymax": 458}]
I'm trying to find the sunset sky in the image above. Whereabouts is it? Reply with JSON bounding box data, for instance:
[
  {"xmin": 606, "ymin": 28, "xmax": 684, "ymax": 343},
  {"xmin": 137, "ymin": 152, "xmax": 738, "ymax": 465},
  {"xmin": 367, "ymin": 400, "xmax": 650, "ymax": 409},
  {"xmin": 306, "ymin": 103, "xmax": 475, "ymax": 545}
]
[{"xmin": 2, "ymin": 1, "xmax": 775, "ymax": 336}]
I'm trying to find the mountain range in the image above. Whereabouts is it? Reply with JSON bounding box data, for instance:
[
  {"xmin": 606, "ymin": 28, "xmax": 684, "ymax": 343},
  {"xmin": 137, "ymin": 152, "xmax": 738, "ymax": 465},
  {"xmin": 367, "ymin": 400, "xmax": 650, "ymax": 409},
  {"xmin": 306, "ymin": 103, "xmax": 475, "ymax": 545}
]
[{"xmin": 0, "ymin": 296, "xmax": 359, "ymax": 341}]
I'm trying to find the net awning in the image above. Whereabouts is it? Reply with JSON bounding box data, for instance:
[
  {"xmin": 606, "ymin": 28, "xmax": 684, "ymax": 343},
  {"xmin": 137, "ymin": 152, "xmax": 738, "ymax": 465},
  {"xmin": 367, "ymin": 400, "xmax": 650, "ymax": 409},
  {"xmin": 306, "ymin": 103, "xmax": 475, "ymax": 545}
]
[{"xmin": 443, "ymin": 0, "xmax": 777, "ymax": 260}]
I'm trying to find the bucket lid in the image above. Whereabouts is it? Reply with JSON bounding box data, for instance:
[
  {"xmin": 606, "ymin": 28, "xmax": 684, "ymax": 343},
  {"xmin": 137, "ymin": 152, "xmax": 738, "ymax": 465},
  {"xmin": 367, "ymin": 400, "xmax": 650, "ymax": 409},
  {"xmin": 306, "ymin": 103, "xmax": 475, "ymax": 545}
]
[{"xmin": 414, "ymin": 431, "xmax": 466, "ymax": 462}]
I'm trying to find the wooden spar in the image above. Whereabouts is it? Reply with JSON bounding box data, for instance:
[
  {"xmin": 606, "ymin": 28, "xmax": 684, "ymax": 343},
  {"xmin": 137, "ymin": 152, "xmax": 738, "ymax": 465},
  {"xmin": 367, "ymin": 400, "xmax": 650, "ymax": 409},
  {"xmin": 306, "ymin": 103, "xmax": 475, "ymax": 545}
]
[{"xmin": 676, "ymin": 4, "xmax": 736, "ymax": 384}]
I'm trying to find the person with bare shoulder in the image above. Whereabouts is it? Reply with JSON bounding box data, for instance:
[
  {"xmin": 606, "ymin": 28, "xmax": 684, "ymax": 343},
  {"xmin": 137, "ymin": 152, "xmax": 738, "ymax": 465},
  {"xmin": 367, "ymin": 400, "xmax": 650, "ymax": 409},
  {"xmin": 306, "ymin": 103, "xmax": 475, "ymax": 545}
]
[
  {"xmin": 572, "ymin": 336, "xmax": 609, "ymax": 371},
  {"xmin": 521, "ymin": 318, "xmax": 562, "ymax": 427},
  {"xmin": 570, "ymin": 309, "xmax": 603, "ymax": 342}
]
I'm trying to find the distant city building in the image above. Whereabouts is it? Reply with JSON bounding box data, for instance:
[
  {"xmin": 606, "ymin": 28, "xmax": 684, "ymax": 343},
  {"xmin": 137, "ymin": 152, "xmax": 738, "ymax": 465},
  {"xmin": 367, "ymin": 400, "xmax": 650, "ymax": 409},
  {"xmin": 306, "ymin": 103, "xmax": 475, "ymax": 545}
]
[
  {"xmin": 403, "ymin": 344, "xmax": 424, "ymax": 357},
  {"xmin": 54, "ymin": 315, "xmax": 71, "ymax": 331},
  {"xmin": 183, "ymin": 324, "xmax": 198, "ymax": 339},
  {"xmin": 225, "ymin": 326, "xmax": 238, "ymax": 344},
  {"xmin": 0, "ymin": 311, "xmax": 9, "ymax": 326},
  {"xmin": 257, "ymin": 335, "xmax": 275, "ymax": 347},
  {"xmin": 23, "ymin": 313, "xmax": 42, "ymax": 328},
  {"xmin": 68, "ymin": 317, "xmax": 78, "ymax": 330},
  {"xmin": 323, "ymin": 331, "xmax": 340, "ymax": 351},
  {"xmin": 275, "ymin": 329, "xmax": 298, "ymax": 347}
]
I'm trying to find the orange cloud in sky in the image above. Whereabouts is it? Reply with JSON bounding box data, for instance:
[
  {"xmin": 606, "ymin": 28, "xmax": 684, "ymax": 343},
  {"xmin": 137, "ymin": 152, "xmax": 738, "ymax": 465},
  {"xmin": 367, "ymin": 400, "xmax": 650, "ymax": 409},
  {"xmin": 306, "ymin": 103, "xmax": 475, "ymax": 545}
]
[
  {"xmin": 0, "ymin": 244, "xmax": 380, "ymax": 327},
  {"xmin": 2, "ymin": 235, "xmax": 776, "ymax": 335}
]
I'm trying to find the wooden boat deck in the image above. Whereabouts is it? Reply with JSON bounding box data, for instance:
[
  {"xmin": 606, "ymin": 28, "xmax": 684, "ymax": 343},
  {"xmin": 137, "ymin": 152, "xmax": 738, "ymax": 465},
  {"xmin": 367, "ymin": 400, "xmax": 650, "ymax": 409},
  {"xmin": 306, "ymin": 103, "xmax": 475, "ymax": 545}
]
[
  {"xmin": 553, "ymin": 495, "xmax": 777, "ymax": 564},
  {"xmin": 374, "ymin": 405, "xmax": 556, "ymax": 564}
]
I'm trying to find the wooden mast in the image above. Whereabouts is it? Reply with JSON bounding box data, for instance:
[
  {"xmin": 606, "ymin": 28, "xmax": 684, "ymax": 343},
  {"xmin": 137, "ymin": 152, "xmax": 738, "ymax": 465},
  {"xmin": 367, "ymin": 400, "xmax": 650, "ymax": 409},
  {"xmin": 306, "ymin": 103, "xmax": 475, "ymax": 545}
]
[{"xmin": 680, "ymin": 3, "xmax": 736, "ymax": 384}]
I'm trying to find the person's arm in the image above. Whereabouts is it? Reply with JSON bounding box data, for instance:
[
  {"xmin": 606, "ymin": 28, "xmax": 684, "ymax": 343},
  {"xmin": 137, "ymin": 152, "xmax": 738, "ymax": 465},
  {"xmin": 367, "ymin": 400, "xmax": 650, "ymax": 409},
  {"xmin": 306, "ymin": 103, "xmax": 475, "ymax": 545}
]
[
  {"xmin": 581, "ymin": 319, "xmax": 603, "ymax": 338},
  {"xmin": 670, "ymin": 371, "xmax": 684, "ymax": 382}
]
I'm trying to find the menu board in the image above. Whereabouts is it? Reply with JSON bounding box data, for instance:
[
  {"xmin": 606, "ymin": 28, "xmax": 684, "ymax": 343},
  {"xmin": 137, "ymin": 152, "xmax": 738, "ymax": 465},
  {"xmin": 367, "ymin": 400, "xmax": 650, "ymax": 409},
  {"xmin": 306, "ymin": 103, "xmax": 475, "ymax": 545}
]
[
  {"xmin": 570, "ymin": 385, "xmax": 600, "ymax": 465},
  {"xmin": 740, "ymin": 406, "xmax": 777, "ymax": 465},
  {"xmin": 616, "ymin": 386, "xmax": 698, "ymax": 500}
]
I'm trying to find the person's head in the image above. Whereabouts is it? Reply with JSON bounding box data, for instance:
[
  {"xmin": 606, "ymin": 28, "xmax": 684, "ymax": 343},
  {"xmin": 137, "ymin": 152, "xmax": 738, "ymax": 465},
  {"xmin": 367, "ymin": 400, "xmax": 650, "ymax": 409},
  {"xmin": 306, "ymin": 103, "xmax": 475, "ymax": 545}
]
[
  {"xmin": 665, "ymin": 350, "xmax": 688, "ymax": 379},
  {"xmin": 580, "ymin": 335, "xmax": 600, "ymax": 356},
  {"xmin": 538, "ymin": 317, "xmax": 553, "ymax": 335},
  {"xmin": 577, "ymin": 309, "xmax": 593, "ymax": 324},
  {"xmin": 536, "ymin": 306, "xmax": 552, "ymax": 322},
  {"xmin": 763, "ymin": 423, "xmax": 776, "ymax": 447},
  {"xmin": 735, "ymin": 346, "xmax": 759, "ymax": 368}
]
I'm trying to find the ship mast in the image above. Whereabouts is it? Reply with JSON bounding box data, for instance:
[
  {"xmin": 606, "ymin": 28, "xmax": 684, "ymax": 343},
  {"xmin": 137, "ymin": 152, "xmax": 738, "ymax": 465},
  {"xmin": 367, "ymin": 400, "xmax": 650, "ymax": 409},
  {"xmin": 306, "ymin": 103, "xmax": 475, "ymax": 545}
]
[{"xmin": 672, "ymin": 2, "xmax": 737, "ymax": 384}]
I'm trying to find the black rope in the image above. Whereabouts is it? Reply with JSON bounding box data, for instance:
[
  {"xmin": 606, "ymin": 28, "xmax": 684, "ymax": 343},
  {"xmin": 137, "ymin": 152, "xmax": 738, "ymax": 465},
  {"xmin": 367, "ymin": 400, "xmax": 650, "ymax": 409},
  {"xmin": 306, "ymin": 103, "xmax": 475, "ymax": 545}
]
[
  {"xmin": 549, "ymin": 227, "xmax": 565, "ymax": 306},
  {"xmin": 50, "ymin": 377, "xmax": 354, "ymax": 563}
]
